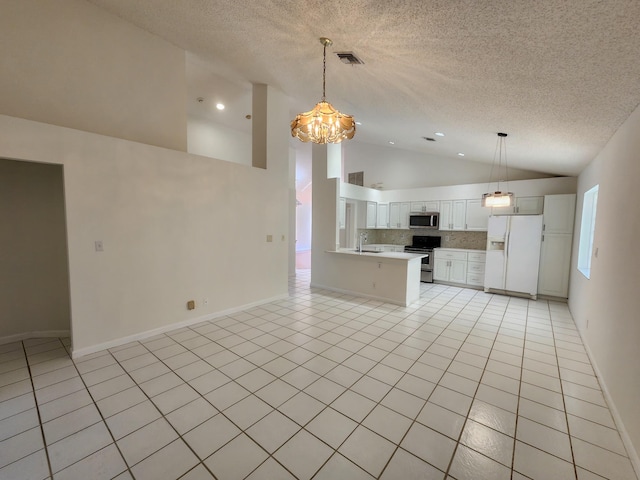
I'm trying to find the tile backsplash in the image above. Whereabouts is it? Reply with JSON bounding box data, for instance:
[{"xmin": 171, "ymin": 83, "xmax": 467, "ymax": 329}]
[{"xmin": 358, "ymin": 229, "xmax": 487, "ymax": 250}]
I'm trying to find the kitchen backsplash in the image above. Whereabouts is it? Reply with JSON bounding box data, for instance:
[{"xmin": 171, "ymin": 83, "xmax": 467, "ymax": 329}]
[{"xmin": 358, "ymin": 229, "xmax": 487, "ymax": 250}]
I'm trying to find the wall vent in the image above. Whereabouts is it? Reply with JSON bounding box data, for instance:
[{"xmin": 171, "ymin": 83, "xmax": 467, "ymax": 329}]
[
  {"xmin": 348, "ymin": 171, "xmax": 364, "ymax": 186},
  {"xmin": 336, "ymin": 52, "xmax": 364, "ymax": 65}
]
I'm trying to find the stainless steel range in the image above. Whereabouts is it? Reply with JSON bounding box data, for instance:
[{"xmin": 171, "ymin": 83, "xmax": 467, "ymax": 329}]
[{"xmin": 404, "ymin": 235, "xmax": 442, "ymax": 283}]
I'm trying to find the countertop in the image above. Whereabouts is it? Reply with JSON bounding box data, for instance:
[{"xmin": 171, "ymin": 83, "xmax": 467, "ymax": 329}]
[{"xmin": 329, "ymin": 249, "xmax": 427, "ymax": 260}]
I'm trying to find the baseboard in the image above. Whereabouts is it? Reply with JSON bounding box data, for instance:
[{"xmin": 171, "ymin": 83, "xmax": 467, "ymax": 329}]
[
  {"xmin": 71, "ymin": 293, "xmax": 288, "ymax": 359},
  {"xmin": 0, "ymin": 330, "xmax": 71, "ymax": 346},
  {"xmin": 310, "ymin": 282, "xmax": 408, "ymax": 307},
  {"xmin": 577, "ymin": 329, "xmax": 640, "ymax": 478}
]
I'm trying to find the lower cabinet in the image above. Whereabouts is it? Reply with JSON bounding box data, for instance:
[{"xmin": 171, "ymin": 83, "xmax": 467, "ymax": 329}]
[
  {"xmin": 434, "ymin": 250, "xmax": 467, "ymax": 283},
  {"xmin": 434, "ymin": 249, "xmax": 486, "ymax": 287}
]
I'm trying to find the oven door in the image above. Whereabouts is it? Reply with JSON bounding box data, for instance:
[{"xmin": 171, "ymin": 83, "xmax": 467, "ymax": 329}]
[{"xmin": 420, "ymin": 251, "xmax": 433, "ymax": 283}]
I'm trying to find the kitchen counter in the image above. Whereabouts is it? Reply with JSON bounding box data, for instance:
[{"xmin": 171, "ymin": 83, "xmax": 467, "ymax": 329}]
[
  {"xmin": 311, "ymin": 249, "xmax": 426, "ymax": 306},
  {"xmin": 332, "ymin": 248, "xmax": 426, "ymax": 261}
]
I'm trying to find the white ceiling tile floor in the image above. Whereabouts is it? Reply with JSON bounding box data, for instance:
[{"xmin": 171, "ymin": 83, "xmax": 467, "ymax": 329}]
[{"xmin": 0, "ymin": 269, "xmax": 638, "ymax": 479}]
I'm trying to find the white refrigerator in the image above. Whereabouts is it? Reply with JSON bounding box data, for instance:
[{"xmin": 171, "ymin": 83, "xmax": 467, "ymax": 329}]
[{"xmin": 484, "ymin": 215, "xmax": 544, "ymax": 298}]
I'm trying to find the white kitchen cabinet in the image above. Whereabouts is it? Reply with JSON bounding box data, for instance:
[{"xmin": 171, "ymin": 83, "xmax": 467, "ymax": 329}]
[
  {"xmin": 439, "ymin": 200, "xmax": 466, "ymax": 230},
  {"xmin": 491, "ymin": 196, "xmax": 544, "ymax": 215},
  {"xmin": 366, "ymin": 201, "xmax": 377, "ymax": 228},
  {"xmin": 542, "ymin": 194, "xmax": 576, "ymax": 234},
  {"xmin": 433, "ymin": 249, "xmax": 467, "ymax": 283},
  {"xmin": 538, "ymin": 234, "xmax": 573, "ymax": 297},
  {"xmin": 339, "ymin": 197, "xmax": 346, "ymax": 229},
  {"xmin": 434, "ymin": 249, "xmax": 486, "ymax": 287},
  {"xmin": 537, "ymin": 194, "xmax": 576, "ymax": 298},
  {"xmin": 389, "ymin": 202, "xmax": 410, "ymax": 229},
  {"xmin": 411, "ymin": 201, "xmax": 439, "ymax": 213},
  {"xmin": 377, "ymin": 203, "xmax": 389, "ymax": 228},
  {"xmin": 465, "ymin": 199, "xmax": 490, "ymax": 231}
]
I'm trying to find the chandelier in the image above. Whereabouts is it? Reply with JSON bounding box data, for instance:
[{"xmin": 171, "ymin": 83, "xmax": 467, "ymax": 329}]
[
  {"xmin": 291, "ymin": 37, "xmax": 356, "ymax": 144},
  {"xmin": 482, "ymin": 132, "xmax": 514, "ymax": 207}
]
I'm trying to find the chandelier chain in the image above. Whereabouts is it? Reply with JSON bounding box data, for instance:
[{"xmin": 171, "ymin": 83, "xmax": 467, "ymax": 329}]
[{"xmin": 322, "ymin": 41, "xmax": 327, "ymax": 101}]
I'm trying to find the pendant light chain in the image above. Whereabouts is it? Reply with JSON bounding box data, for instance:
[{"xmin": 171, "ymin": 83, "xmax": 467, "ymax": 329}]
[{"xmin": 322, "ymin": 41, "xmax": 327, "ymax": 101}]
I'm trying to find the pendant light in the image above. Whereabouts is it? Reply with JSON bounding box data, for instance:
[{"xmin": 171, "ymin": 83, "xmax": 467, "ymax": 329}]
[
  {"xmin": 291, "ymin": 37, "xmax": 356, "ymax": 144},
  {"xmin": 482, "ymin": 132, "xmax": 514, "ymax": 207}
]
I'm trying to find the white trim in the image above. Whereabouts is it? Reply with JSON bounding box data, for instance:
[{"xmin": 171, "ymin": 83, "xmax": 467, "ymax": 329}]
[
  {"xmin": 578, "ymin": 331, "xmax": 640, "ymax": 479},
  {"xmin": 0, "ymin": 330, "xmax": 71, "ymax": 346},
  {"xmin": 70, "ymin": 294, "xmax": 288, "ymax": 359}
]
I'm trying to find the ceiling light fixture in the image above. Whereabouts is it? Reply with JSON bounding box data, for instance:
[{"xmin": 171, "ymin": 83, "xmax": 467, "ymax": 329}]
[
  {"xmin": 457, "ymin": 152, "xmax": 465, "ymax": 156},
  {"xmin": 435, "ymin": 132, "xmax": 445, "ymax": 137},
  {"xmin": 216, "ymin": 103, "xmax": 225, "ymax": 110},
  {"xmin": 482, "ymin": 132, "xmax": 514, "ymax": 207},
  {"xmin": 291, "ymin": 37, "xmax": 356, "ymax": 144}
]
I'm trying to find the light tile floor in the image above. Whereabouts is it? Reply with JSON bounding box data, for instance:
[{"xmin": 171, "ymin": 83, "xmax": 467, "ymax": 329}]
[{"xmin": 1, "ymin": 270, "xmax": 638, "ymax": 480}]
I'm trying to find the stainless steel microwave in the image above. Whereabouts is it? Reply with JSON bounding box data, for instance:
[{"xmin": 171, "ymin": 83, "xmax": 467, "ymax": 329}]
[{"xmin": 409, "ymin": 212, "xmax": 439, "ymax": 229}]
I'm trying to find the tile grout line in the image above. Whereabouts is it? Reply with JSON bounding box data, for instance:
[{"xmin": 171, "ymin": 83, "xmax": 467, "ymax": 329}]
[
  {"xmin": 441, "ymin": 293, "xmax": 516, "ymax": 478},
  {"xmin": 20, "ymin": 339, "xmax": 54, "ymax": 480}
]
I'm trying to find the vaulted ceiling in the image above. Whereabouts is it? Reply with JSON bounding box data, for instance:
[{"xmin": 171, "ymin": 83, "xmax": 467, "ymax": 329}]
[{"xmin": 88, "ymin": 0, "xmax": 640, "ymax": 176}]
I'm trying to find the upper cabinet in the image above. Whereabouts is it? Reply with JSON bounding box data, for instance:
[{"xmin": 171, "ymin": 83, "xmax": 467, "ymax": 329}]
[
  {"xmin": 542, "ymin": 194, "xmax": 576, "ymax": 234},
  {"xmin": 377, "ymin": 203, "xmax": 390, "ymax": 228},
  {"xmin": 389, "ymin": 202, "xmax": 410, "ymax": 229},
  {"xmin": 366, "ymin": 201, "xmax": 377, "ymax": 228},
  {"xmin": 465, "ymin": 199, "xmax": 491, "ymax": 231},
  {"xmin": 491, "ymin": 196, "xmax": 544, "ymax": 215},
  {"xmin": 440, "ymin": 200, "xmax": 466, "ymax": 230},
  {"xmin": 411, "ymin": 201, "xmax": 439, "ymax": 213}
]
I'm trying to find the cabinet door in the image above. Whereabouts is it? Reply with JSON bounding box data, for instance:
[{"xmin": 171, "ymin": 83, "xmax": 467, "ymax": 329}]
[
  {"xmin": 538, "ymin": 233, "xmax": 572, "ymax": 297},
  {"xmin": 465, "ymin": 199, "xmax": 490, "ymax": 231},
  {"xmin": 410, "ymin": 201, "xmax": 426, "ymax": 212},
  {"xmin": 366, "ymin": 202, "xmax": 377, "ymax": 228},
  {"xmin": 377, "ymin": 203, "xmax": 389, "ymax": 228},
  {"xmin": 452, "ymin": 200, "xmax": 467, "ymax": 230},
  {"xmin": 543, "ymin": 194, "xmax": 576, "ymax": 234},
  {"xmin": 399, "ymin": 202, "xmax": 411, "ymax": 229},
  {"xmin": 450, "ymin": 259, "xmax": 467, "ymax": 283},
  {"xmin": 339, "ymin": 197, "xmax": 346, "ymax": 229},
  {"xmin": 439, "ymin": 201, "xmax": 452, "ymax": 230},
  {"xmin": 516, "ymin": 196, "xmax": 544, "ymax": 215},
  {"xmin": 433, "ymin": 258, "xmax": 449, "ymax": 281},
  {"xmin": 424, "ymin": 201, "xmax": 439, "ymax": 212},
  {"xmin": 389, "ymin": 203, "xmax": 400, "ymax": 229}
]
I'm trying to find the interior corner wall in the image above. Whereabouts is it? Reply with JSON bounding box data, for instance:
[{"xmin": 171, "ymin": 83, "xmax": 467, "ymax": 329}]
[
  {"xmin": 0, "ymin": 0, "xmax": 187, "ymax": 151},
  {"xmin": 0, "ymin": 159, "xmax": 71, "ymax": 338},
  {"xmin": 568, "ymin": 103, "xmax": 640, "ymax": 466},
  {"xmin": 0, "ymin": 114, "xmax": 290, "ymax": 355},
  {"xmin": 342, "ymin": 141, "xmax": 553, "ymax": 190},
  {"xmin": 187, "ymin": 116, "xmax": 252, "ymax": 166}
]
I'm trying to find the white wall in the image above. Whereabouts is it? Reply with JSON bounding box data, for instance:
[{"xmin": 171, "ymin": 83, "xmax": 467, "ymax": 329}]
[
  {"xmin": 568, "ymin": 102, "xmax": 640, "ymax": 467},
  {"xmin": 0, "ymin": 114, "xmax": 290, "ymax": 355},
  {"xmin": 343, "ymin": 141, "xmax": 553, "ymax": 190},
  {"xmin": 187, "ymin": 116, "xmax": 252, "ymax": 166},
  {"xmin": 0, "ymin": 159, "xmax": 70, "ymax": 339},
  {"xmin": 0, "ymin": 0, "xmax": 187, "ymax": 151}
]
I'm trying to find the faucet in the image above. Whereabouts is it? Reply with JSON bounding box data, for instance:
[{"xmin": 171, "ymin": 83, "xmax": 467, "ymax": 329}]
[{"xmin": 358, "ymin": 232, "xmax": 367, "ymax": 252}]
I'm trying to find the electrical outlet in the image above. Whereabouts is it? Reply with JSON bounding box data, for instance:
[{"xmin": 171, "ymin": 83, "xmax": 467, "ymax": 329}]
[
  {"xmin": 266, "ymin": 235, "xmax": 273, "ymax": 242},
  {"xmin": 94, "ymin": 240, "xmax": 104, "ymax": 252},
  {"xmin": 373, "ymin": 282, "xmax": 376, "ymax": 289},
  {"xmin": 281, "ymin": 234, "xmax": 285, "ymax": 241}
]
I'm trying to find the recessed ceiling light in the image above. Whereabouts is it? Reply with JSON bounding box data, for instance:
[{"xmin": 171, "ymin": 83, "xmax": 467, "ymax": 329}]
[
  {"xmin": 388, "ymin": 141, "xmax": 395, "ymax": 145},
  {"xmin": 435, "ymin": 132, "xmax": 445, "ymax": 137},
  {"xmin": 457, "ymin": 152, "xmax": 465, "ymax": 157},
  {"xmin": 355, "ymin": 121, "xmax": 362, "ymax": 125},
  {"xmin": 216, "ymin": 103, "xmax": 225, "ymax": 110}
]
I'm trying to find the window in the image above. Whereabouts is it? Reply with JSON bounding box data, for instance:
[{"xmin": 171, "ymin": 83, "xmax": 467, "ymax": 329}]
[{"xmin": 577, "ymin": 185, "xmax": 598, "ymax": 279}]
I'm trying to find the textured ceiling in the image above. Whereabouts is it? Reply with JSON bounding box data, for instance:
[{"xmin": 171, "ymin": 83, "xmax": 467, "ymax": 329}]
[{"xmin": 87, "ymin": 0, "xmax": 640, "ymax": 176}]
